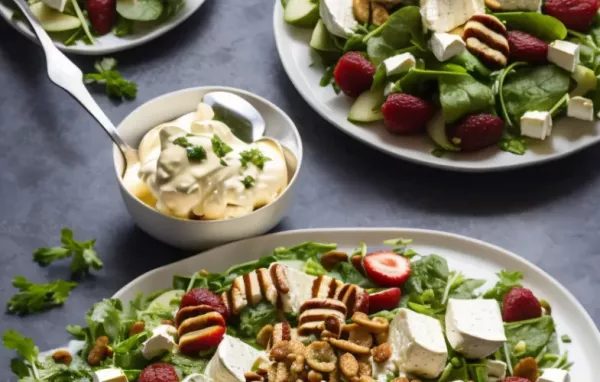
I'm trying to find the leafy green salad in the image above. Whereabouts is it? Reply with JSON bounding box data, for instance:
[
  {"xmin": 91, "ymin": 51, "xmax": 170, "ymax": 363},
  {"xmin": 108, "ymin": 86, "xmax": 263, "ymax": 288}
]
[
  {"xmin": 4, "ymin": 239, "xmax": 573, "ymax": 381},
  {"xmin": 282, "ymin": 0, "xmax": 600, "ymax": 156}
]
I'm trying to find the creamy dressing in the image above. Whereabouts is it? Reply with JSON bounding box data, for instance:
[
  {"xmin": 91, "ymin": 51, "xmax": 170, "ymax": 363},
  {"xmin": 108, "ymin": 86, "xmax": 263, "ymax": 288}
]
[{"xmin": 123, "ymin": 103, "xmax": 288, "ymax": 220}]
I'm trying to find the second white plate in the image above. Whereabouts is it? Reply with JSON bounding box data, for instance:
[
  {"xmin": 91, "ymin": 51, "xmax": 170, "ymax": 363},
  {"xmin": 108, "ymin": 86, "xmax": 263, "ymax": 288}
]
[{"xmin": 273, "ymin": 2, "xmax": 600, "ymax": 172}]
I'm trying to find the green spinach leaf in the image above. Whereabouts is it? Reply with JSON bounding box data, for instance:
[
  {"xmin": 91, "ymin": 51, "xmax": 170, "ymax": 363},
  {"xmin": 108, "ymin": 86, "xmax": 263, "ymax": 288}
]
[
  {"xmin": 450, "ymin": 50, "xmax": 492, "ymax": 78},
  {"xmin": 495, "ymin": 12, "xmax": 567, "ymax": 41},
  {"xmin": 504, "ymin": 316, "xmax": 555, "ymax": 364},
  {"xmin": 239, "ymin": 302, "xmax": 278, "ymax": 339},
  {"xmin": 439, "ymin": 74, "xmax": 495, "ymax": 123}
]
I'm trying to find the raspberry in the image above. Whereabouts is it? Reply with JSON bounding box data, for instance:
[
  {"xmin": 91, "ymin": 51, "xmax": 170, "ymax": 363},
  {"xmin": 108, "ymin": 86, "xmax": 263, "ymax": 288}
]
[
  {"xmin": 544, "ymin": 0, "xmax": 600, "ymax": 32},
  {"xmin": 447, "ymin": 113, "xmax": 504, "ymax": 151},
  {"xmin": 381, "ymin": 93, "xmax": 434, "ymax": 134},
  {"xmin": 502, "ymin": 378, "xmax": 531, "ymax": 382},
  {"xmin": 87, "ymin": 0, "xmax": 116, "ymax": 35},
  {"xmin": 507, "ymin": 31, "xmax": 548, "ymax": 63},
  {"xmin": 502, "ymin": 287, "xmax": 542, "ymax": 323},
  {"xmin": 139, "ymin": 363, "xmax": 179, "ymax": 382},
  {"xmin": 333, "ymin": 52, "xmax": 376, "ymax": 98},
  {"xmin": 180, "ymin": 288, "xmax": 229, "ymax": 321}
]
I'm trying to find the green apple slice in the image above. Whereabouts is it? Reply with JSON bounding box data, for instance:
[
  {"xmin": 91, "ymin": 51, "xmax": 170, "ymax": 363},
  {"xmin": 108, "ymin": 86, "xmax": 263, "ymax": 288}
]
[
  {"xmin": 30, "ymin": 2, "xmax": 81, "ymax": 32},
  {"xmin": 284, "ymin": 0, "xmax": 319, "ymax": 28},
  {"xmin": 348, "ymin": 88, "xmax": 385, "ymax": 123}
]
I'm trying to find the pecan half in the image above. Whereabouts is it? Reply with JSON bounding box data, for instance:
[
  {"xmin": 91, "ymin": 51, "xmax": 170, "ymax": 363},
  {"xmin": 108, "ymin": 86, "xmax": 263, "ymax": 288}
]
[
  {"xmin": 353, "ymin": 0, "xmax": 370, "ymax": 23},
  {"xmin": 52, "ymin": 350, "xmax": 72, "ymax": 366},
  {"xmin": 321, "ymin": 251, "xmax": 349, "ymax": 271},
  {"xmin": 513, "ymin": 357, "xmax": 539, "ymax": 381},
  {"xmin": 371, "ymin": 2, "xmax": 389, "ymax": 26},
  {"xmin": 87, "ymin": 336, "xmax": 109, "ymax": 366},
  {"xmin": 129, "ymin": 321, "xmax": 145, "ymax": 337}
]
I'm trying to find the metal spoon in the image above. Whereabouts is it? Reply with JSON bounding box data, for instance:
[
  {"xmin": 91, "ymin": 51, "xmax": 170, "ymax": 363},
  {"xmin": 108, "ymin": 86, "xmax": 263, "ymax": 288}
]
[{"xmin": 203, "ymin": 91, "xmax": 266, "ymax": 143}]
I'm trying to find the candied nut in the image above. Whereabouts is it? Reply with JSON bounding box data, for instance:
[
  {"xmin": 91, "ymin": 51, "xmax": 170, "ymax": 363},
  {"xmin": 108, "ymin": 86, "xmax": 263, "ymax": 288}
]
[
  {"xmin": 352, "ymin": 312, "xmax": 388, "ymax": 334},
  {"xmin": 371, "ymin": 2, "xmax": 389, "ymax": 26},
  {"xmin": 306, "ymin": 341, "xmax": 337, "ymax": 373},
  {"xmin": 343, "ymin": 323, "xmax": 361, "ymax": 333},
  {"xmin": 359, "ymin": 377, "xmax": 375, "ymax": 382},
  {"xmin": 329, "ymin": 338, "xmax": 371, "ymax": 355},
  {"xmin": 513, "ymin": 356, "xmax": 539, "ymax": 381},
  {"xmin": 161, "ymin": 319, "xmax": 175, "ymax": 326},
  {"xmin": 375, "ymin": 330, "xmax": 388, "ymax": 345},
  {"xmin": 199, "ymin": 269, "xmax": 209, "ymax": 276},
  {"xmin": 348, "ymin": 328, "xmax": 373, "ymax": 348},
  {"xmin": 358, "ymin": 362, "xmax": 372, "ymax": 377},
  {"xmin": 51, "ymin": 349, "xmax": 72, "ymax": 366},
  {"xmin": 270, "ymin": 340, "xmax": 290, "ymax": 362},
  {"xmin": 390, "ymin": 378, "xmax": 409, "ymax": 382},
  {"xmin": 244, "ymin": 371, "xmax": 263, "ymax": 381},
  {"xmin": 353, "ymin": 0, "xmax": 370, "ymax": 23},
  {"xmin": 340, "ymin": 353, "xmax": 359, "ymax": 378},
  {"xmin": 324, "ymin": 315, "xmax": 342, "ymax": 337},
  {"xmin": 308, "ymin": 370, "xmax": 323, "ymax": 382},
  {"xmin": 290, "ymin": 354, "xmax": 306, "ymax": 380},
  {"xmin": 321, "ymin": 250, "xmax": 349, "ymax": 271},
  {"xmin": 257, "ymin": 324, "xmax": 274, "ymax": 348},
  {"xmin": 87, "ymin": 336, "xmax": 109, "ymax": 366},
  {"xmin": 371, "ymin": 343, "xmax": 392, "ymax": 363},
  {"xmin": 275, "ymin": 362, "xmax": 289, "ymax": 382},
  {"xmin": 329, "ymin": 368, "xmax": 342, "ymax": 382},
  {"xmin": 129, "ymin": 321, "xmax": 145, "ymax": 337},
  {"xmin": 270, "ymin": 264, "xmax": 290, "ymax": 294},
  {"xmin": 106, "ymin": 346, "xmax": 114, "ymax": 357}
]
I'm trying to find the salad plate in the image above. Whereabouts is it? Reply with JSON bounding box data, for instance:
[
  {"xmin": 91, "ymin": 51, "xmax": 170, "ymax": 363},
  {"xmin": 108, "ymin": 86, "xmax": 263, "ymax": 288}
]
[
  {"xmin": 0, "ymin": 0, "xmax": 207, "ymax": 55},
  {"xmin": 18, "ymin": 228, "xmax": 599, "ymax": 381},
  {"xmin": 273, "ymin": 1, "xmax": 600, "ymax": 172}
]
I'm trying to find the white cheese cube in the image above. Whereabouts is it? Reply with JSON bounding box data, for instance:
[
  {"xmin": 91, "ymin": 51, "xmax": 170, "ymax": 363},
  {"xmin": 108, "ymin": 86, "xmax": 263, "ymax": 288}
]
[
  {"xmin": 568, "ymin": 96, "xmax": 594, "ymax": 121},
  {"xmin": 389, "ymin": 308, "xmax": 448, "ymax": 379},
  {"xmin": 383, "ymin": 53, "xmax": 416, "ymax": 77},
  {"xmin": 487, "ymin": 359, "xmax": 507, "ymax": 379},
  {"xmin": 319, "ymin": 0, "xmax": 357, "ymax": 38},
  {"xmin": 92, "ymin": 368, "xmax": 128, "ymax": 382},
  {"xmin": 41, "ymin": 0, "xmax": 67, "ymax": 12},
  {"xmin": 182, "ymin": 374, "xmax": 213, "ymax": 382},
  {"xmin": 488, "ymin": 0, "xmax": 541, "ymax": 11},
  {"xmin": 141, "ymin": 324, "xmax": 177, "ymax": 360},
  {"xmin": 271, "ymin": 264, "xmax": 316, "ymax": 313},
  {"xmin": 537, "ymin": 368, "xmax": 571, "ymax": 382},
  {"xmin": 520, "ymin": 111, "xmax": 553, "ymax": 140},
  {"xmin": 430, "ymin": 32, "xmax": 466, "ymax": 61},
  {"xmin": 548, "ymin": 40, "xmax": 580, "ymax": 72},
  {"xmin": 420, "ymin": 0, "xmax": 486, "ymax": 33},
  {"xmin": 445, "ymin": 299, "xmax": 507, "ymax": 359},
  {"xmin": 204, "ymin": 335, "xmax": 263, "ymax": 381}
]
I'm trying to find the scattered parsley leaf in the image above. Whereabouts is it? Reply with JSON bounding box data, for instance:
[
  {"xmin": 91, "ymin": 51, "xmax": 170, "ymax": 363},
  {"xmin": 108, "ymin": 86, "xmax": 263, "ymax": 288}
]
[
  {"xmin": 3, "ymin": 330, "xmax": 39, "ymax": 379},
  {"xmin": 483, "ymin": 270, "xmax": 523, "ymax": 301},
  {"xmin": 83, "ymin": 58, "xmax": 137, "ymax": 100},
  {"xmin": 241, "ymin": 175, "xmax": 256, "ymax": 189},
  {"xmin": 240, "ymin": 148, "xmax": 271, "ymax": 170},
  {"xmin": 212, "ymin": 135, "xmax": 233, "ymax": 158},
  {"xmin": 561, "ymin": 334, "xmax": 572, "ymax": 343},
  {"xmin": 431, "ymin": 148, "xmax": 446, "ymax": 158},
  {"xmin": 499, "ymin": 135, "xmax": 527, "ymax": 155},
  {"xmin": 173, "ymin": 137, "xmax": 208, "ymax": 161},
  {"xmin": 220, "ymin": 159, "xmax": 228, "ymax": 166},
  {"xmin": 7, "ymin": 276, "xmax": 77, "ymax": 315}
]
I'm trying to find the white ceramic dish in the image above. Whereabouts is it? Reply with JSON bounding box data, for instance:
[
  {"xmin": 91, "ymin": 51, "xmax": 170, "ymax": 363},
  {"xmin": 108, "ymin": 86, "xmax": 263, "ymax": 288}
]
[
  {"xmin": 113, "ymin": 228, "xmax": 599, "ymax": 379},
  {"xmin": 112, "ymin": 86, "xmax": 302, "ymax": 250},
  {"xmin": 0, "ymin": 0, "xmax": 207, "ymax": 55},
  {"xmin": 273, "ymin": 2, "xmax": 600, "ymax": 172}
]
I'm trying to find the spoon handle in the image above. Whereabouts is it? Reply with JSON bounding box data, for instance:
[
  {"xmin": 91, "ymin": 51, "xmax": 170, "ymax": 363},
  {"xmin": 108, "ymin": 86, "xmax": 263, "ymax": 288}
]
[{"xmin": 12, "ymin": 0, "xmax": 132, "ymax": 155}]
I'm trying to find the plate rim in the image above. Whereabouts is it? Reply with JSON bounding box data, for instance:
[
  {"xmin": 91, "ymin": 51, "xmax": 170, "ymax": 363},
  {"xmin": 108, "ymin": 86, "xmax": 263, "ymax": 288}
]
[
  {"xmin": 272, "ymin": 2, "xmax": 600, "ymax": 173},
  {"xmin": 0, "ymin": 0, "xmax": 207, "ymax": 55}
]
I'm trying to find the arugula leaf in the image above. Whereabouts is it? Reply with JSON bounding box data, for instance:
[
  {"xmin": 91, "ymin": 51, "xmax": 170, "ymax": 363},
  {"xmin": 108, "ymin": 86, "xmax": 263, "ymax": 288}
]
[
  {"xmin": 239, "ymin": 302, "xmax": 278, "ymax": 339},
  {"xmin": 439, "ymin": 74, "xmax": 495, "ymax": 123},
  {"xmin": 163, "ymin": 352, "xmax": 208, "ymax": 377},
  {"xmin": 84, "ymin": 58, "xmax": 138, "ymax": 100},
  {"xmin": 450, "ymin": 50, "xmax": 492, "ymax": 78},
  {"xmin": 494, "ymin": 12, "xmax": 568, "ymax": 41},
  {"xmin": 504, "ymin": 316, "xmax": 556, "ymax": 364},
  {"xmin": 86, "ymin": 299, "xmax": 124, "ymax": 343},
  {"xmin": 499, "ymin": 134, "xmax": 527, "ymax": 155},
  {"xmin": 7, "ymin": 276, "xmax": 77, "ymax": 315},
  {"xmin": 3, "ymin": 330, "xmax": 39, "ymax": 379},
  {"xmin": 483, "ymin": 270, "xmax": 524, "ymax": 301},
  {"xmin": 330, "ymin": 261, "xmax": 374, "ymax": 288},
  {"xmin": 404, "ymin": 254, "xmax": 449, "ymax": 296},
  {"xmin": 305, "ymin": 257, "xmax": 328, "ymax": 276}
]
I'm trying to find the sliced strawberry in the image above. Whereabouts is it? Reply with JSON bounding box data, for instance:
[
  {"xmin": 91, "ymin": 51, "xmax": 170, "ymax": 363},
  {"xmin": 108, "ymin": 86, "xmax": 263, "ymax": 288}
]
[
  {"xmin": 363, "ymin": 251, "xmax": 411, "ymax": 287},
  {"xmin": 368, "ymin": 288, "xmax": 402, "ymax": 314}
]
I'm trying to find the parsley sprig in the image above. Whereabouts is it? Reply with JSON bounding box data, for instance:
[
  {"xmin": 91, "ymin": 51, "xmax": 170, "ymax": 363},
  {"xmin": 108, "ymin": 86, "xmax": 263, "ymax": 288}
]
[
  {"xmin": 7, "ymin": 277, "xmax": 77, "ymax": 315},
  {"xmin": 212, "ymin": 135, "xmax": 233, "ymax": 166},
  {"xmin": 3, "ymin": 330, "xmax": 40, "ymax": 379},
  {"xmin": 240, "ymin": 148, "xmax": 271, "ymax": 170},
  {"xmin": 241, "ymin": 175, "xmax": 256, "ymax": 189},
  {"xmin": 33, "ymin": 228, "xmax": 103, "ymax": 278},
  {"xmin": 173, "ymin": 137, "xmax": 208, "ymax": 161},
  {"xmin": 84, "ymin": 58, "xmax": 137, "ymax": 100}
]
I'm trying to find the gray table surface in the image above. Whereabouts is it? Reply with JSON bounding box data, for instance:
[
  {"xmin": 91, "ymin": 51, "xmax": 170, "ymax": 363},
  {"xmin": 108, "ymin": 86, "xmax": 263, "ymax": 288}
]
[{"xmin": 1, "ymin": 0, "xmax": 600, "ymax": 379}]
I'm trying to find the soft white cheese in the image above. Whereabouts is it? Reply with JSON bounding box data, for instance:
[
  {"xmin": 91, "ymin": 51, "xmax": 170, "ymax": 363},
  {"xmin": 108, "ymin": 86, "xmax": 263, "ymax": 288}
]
[
  {"xmin": 41, "ymin": 0, "xmax": 67, "ymax": 12},
  {"xmin": 182, "ymin": 374, "xmax": 213, "ymax": 382},
  {"xmin": 487, "ymin": 359, "xmax": 507, "ymax": 379},
  {"xmin": 271, "ymin": 264, "xmax": 316, "ymax": 313},
  {"xmin": 92, "ymin": 368, "xmax": 128, "ymax": 382},
  {"xmin": 204, "ymin": 335, "xmax": 263, "ymax": 381},
  {"xmin": 520, "ymin": 111, "xmax": 553, "ymax": 140},
  {"xmin": 568, "ymin": 96, "xmax": 594, "ymax": 121},
  {"xmin": 430, "ymin": 32, "xmax": 466, "ymax": 61},
  {"xmin": 537, "ymin": 368, "xmax": 571, "ymax": 382},
  {"xmin": 420, "ymin": 0, "xmax": 485, "ymax": 33},
  {"xmin": 445, "ymin": 299, "xmax": 507, "ymax": 359},
  {"xmin": 141, "ymin": 325, "xmax": 177, "ymax": 360},
  {"xmin": 383, "ymin": 53, "xmax": 417, "ymax": 76},
  {"xmin": 488, "ymin": 0, "xmax": 541, "ymax": 11},
  {"xmin": 319, "ymin": 0, "xmax": 358, "ymax": 38},
  {"xmin": 390, "ymin": 308, "xmax": 447, "ymax": 379},
  {"xmin": 548, "ymin": 40, "xmax": 580, "ymax": 72}
]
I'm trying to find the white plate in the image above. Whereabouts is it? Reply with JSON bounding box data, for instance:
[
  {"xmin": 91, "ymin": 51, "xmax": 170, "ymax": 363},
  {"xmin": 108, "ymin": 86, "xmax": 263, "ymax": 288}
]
[
  {"xmin": 114, "ymin": 228, "xmax": 599, "ymax": 379},
  {"xmin": 0, "ymin": 0, "xmax": 206, "ymax": 55},
  {"xmin": 273, "ymin": 2, "xmax": 600, "ymax": 172}
]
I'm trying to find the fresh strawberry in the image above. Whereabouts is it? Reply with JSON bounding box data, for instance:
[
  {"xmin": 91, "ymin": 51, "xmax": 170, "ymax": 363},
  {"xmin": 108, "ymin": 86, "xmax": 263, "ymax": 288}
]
[
  {"xmin": 180, "ymin": 288, "xmax": 229, "ymax": 321},
  {"xmin": 368, "ymin": 288, "xmax": 402, "ymax": 314},
  {"xmin": 544, "ymin": 0, "xmax": 600, "ymax": 32},
  {"xmin": 447, "ymin": 113, "xmax": 504, "ymax": 152},
  {"xmin": 381, "ymin": 93, "xmax": 434, "ymax": 134},
  {"xmin": 502, "ymin": 378, "xmax": 530, "ymax": 382},
  {"xmin": 87, "ymin": 0, "xmax": 116, "ymax": 35},
  {"xmin": 139, "ymin": 363, "xmax": 179, "ymax": 382},
  {"xmin": 507, "ymin": 31, "xmax": 548, "ymax": 63},
  {"xmin": 363, "ymin": 251, "xmax": 411, "ymax": 287},
  {"xmin": 502, "ymin": 287, "xmax": 542, "ymax": 322},
  {"xmin": 179, "ymin": 325, "xmax": 227, "ymax": 354},
  {"xmin": 333, "ymin": 52, "xmax": 376, "ymax": 97}
]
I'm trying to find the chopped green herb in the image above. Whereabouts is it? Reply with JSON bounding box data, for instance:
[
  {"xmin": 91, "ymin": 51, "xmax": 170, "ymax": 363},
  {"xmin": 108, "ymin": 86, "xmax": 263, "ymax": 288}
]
[
  {"xmin": 240, "ymin": 148, "xmax": 271, "ymax": 170},
  {"xmin": 431, "ymin": 148, "xmax": 446, "ymax": 158},
  {"xmin": 3, "ymin": 330, "xmax": 40, "ymax": 379},
  {"xmin": 220, "ymin": 159, "xmax": 228, "ymax": 166},
  {"xmin": 241, "ymin": 175, "xmax": 256, "ymax": 189},
  {"xmin": 83, "ymin": 58, "xmax": 137, "ymax": 100},
  {"xmin": 7, "ymin": 276, "xmax": 77, "ymax": 315},
  {"xmin": 173, "ymin": 137, "xmax": 208, "ymax": 161},
  {"xmin": 212, "ymin": 135, "xmax": 233, "ymax": 158},
  {"xmin": 33, "ymin": 228, "xmax": 103, "ymax": 278},
  {"xmin": 499, "ymin": 135, "xmax": 527, "ymax": 155},
  {"xmin": 561, "ymin": 334, "xmax": 572, "ymax": 343}
]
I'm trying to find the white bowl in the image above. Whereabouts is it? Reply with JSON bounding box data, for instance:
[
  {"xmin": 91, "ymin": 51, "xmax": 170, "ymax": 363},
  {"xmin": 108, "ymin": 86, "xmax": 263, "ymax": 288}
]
[{"xmin": 113, "ymin": 86, "xmax": 303, "ymax": 250}]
